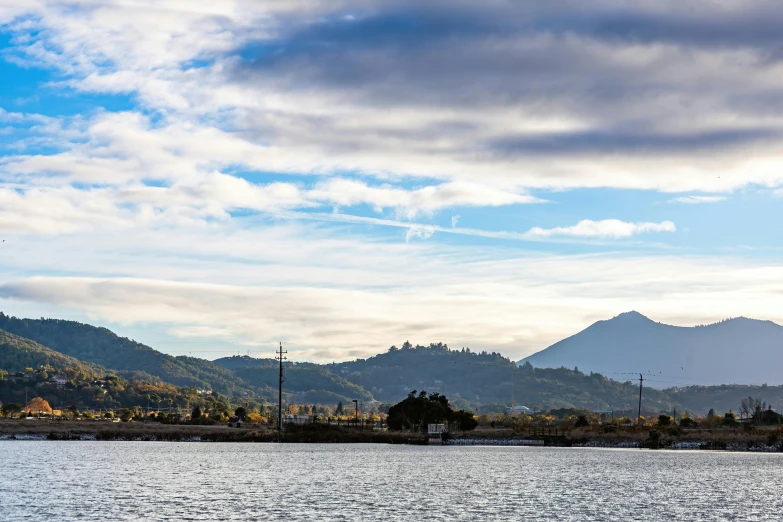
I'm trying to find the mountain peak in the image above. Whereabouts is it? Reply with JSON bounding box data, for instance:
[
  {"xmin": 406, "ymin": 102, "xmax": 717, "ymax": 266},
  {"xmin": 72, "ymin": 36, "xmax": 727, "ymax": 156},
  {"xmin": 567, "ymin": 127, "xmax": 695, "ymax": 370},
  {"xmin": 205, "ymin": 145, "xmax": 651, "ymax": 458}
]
[
  {"xmin": 519, "ymin": 311, "xmax": 783, "ymax": 386},
  {"xmin": 610, "ymin": 311, "xmax": 652, "ymax": 322}
]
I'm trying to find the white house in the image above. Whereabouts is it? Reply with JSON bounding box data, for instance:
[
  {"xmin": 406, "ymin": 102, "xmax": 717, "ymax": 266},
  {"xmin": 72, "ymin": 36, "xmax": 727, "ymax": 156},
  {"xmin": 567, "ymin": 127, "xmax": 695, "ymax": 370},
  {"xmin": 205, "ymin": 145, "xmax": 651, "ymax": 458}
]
[
  {"xmin": 52, "ymin": 375, "xmax": 68, "ymax": 386},
  {"xmin": 508, "ymin": 405, "xmax": 539, "ymax": 415}
]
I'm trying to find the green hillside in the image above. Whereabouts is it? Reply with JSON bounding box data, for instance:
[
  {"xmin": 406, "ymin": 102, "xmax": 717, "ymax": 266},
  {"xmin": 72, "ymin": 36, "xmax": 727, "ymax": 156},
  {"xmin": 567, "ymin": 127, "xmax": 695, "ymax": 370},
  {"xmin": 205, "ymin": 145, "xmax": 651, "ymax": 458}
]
[
  {"xmin": 215, "ymin": 356, "xmax": 374, "ymax": 403},
  {"xmin": 0, "ymin": 313, "xmax": 251, "ymax": 396},
  {"xmin": 0, "ymin": 329, "xmax": 104, "ymax": 377},
  {"xmin": 0, "ymin": 329, "xmax": 249, "ymax": 413}
]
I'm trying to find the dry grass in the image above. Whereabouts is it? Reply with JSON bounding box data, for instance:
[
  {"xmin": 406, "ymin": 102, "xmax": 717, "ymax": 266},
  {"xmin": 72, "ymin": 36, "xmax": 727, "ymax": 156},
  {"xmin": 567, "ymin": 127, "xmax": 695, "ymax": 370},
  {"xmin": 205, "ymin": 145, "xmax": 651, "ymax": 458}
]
[
  {"xmin": 0, "ymin": 419, "xmax": 427, "ymax": 444},
  {"xmin": 566, "ymin": 425, "xmax": 783, "ymax": 449}
]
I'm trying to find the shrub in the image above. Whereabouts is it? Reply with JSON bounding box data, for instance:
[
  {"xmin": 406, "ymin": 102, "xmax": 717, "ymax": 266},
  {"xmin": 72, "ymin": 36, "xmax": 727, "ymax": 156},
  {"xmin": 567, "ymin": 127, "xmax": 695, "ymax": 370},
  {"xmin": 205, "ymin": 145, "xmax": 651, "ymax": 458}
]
[
  {"xmin": 679, "ymin": 417, "xmax": 697, "ymax": 428},
  {"xmin": 646, "ymin": 429, "xmax": 662, "ymax": 449}
]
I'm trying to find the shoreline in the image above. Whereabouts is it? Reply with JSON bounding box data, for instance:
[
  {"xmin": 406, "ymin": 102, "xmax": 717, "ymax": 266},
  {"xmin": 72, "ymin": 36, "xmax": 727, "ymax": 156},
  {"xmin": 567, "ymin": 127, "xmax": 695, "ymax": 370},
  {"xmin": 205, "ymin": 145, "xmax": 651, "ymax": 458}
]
[
  {"xmin": 1, "ymin": 428, "xmax": 782, "ymax": 453},
  {"xmin": 2, "ymin": 434, "xmax": 780, "ymax": 452}
]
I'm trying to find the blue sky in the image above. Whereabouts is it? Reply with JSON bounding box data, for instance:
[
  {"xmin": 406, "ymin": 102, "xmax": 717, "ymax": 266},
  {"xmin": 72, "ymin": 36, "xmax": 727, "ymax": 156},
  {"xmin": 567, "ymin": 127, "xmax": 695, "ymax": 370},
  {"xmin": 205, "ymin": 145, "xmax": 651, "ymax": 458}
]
[{"xmin": 0, "ymin": 1, "xmax": 782, "ymax": 362}]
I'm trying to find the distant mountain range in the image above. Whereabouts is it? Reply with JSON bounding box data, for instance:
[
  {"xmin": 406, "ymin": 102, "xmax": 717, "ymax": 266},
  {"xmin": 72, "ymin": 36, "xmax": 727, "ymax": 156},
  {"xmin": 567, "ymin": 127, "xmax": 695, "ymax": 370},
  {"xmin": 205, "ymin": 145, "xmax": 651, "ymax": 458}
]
[
  {"xmin": 519, "ymin": 311, "xmax": 783, "ymax": 387},
  {"xmin": 2, "ymin": 311, "xmax": 783, "ymax": 414}
]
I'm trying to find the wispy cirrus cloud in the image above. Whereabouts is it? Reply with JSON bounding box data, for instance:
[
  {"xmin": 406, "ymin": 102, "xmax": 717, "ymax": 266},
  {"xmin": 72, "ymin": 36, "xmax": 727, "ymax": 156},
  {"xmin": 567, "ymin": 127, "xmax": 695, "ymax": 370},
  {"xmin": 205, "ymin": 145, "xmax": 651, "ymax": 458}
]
[{"xmin": 667, "ymin": 195, "xmax": 728, "ymax": 205}]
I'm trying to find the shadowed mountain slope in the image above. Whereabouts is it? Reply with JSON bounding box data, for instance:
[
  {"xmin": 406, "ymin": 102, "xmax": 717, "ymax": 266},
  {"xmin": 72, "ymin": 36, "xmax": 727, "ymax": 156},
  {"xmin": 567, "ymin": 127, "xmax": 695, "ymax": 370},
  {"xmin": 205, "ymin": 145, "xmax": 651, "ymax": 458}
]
[{"xmin": 519, "ymin": 311, "xmax": 783, "ymax": 386}]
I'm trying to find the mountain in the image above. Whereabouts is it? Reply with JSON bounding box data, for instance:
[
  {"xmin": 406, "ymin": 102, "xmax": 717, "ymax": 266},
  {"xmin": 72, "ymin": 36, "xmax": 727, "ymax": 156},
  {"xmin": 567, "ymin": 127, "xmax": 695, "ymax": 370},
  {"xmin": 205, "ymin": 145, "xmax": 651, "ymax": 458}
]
[
  {"xmin": 518, "ymin": 311, "xmax": 783, "ymax": 386},
  {"xmin": 0, "ymin": 313, "xmax": 252, "ymax": 395}
]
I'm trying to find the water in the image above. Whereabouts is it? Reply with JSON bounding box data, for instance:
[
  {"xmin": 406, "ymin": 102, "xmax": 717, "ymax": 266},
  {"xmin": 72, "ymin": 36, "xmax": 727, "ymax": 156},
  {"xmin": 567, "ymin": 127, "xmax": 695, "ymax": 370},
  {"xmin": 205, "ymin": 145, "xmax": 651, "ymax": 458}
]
[{"xmin": 1, "ymin": 442, "xmax": 781, "ymax": 521}]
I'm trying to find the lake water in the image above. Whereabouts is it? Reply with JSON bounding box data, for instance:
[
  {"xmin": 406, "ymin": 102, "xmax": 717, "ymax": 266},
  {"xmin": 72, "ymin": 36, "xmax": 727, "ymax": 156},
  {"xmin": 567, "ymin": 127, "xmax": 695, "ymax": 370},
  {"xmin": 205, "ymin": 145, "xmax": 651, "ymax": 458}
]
[{"xmin": 1, "ymin": 442, "xmax": 782, "ymax": 521}]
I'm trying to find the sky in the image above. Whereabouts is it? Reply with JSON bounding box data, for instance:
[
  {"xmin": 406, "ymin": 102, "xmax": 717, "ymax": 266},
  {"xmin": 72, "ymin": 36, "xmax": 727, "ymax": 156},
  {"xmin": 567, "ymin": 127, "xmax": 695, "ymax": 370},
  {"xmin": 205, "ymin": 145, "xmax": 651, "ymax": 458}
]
[{"xmin": 0, "ymin": 0, "xmax": 782, "ymax": 362}]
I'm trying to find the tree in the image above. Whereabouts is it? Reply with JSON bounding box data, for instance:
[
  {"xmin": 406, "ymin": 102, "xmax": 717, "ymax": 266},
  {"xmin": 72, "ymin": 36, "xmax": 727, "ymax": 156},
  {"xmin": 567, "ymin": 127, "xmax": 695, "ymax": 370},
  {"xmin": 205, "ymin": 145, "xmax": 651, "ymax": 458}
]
[
  {"xmin": 387, "ymin": 391, "xmax": 470, "ymax": 431},
  {"xmin": 451, "ymin": 410, "xmax": 478, "ymax": 431},
  {"xmin": 117, "ymin": 408, "xmax": 134, "ymax": 422},
  {"xmin": 336, "ymin": 401, "xmax": 344, "ymax": 414},
  {"xmin": 574, "ymin": 415, "xmax": 590, "ymax": 427},
  {"xmin": 723, "ymin": 411, "xmax": 737, "ymax": 426},
  {"xmin": 707, "ymin": 408, "xmax": 715, "ymax": 419},
  {"xmin": 1, "ymin": 403, "xmax": 22, "ymax": 418},
  {"xmin": 25, "ymin": 397, "xmax": 52, "ymax": 416},
  {"xmin": 657, "ymin": 415, "xmax": 672, "ymax": 426},
  {"xmin": 740, "ymin": 397, "xmax": 767, "ymax": 421},
  {"xmin": 191, "ymin": 405, "xmax": 202, "ymax": 419},
  {"xmin": 679, "ymin": 417, "xmax": 697, "ymax": 428},
  {"xmin": 234, "ymin": 407, "xmax": 247, "ymax": 421}
]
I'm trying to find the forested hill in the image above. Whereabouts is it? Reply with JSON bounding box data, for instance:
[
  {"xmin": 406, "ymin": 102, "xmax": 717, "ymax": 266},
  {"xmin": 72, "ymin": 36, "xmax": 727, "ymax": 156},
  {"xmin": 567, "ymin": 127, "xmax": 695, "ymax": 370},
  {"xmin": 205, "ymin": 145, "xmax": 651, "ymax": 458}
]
[
  {"xmin": 326, "ymin": 342, "xmax": 674, "ymax": 411},
  {"xmin": 0, "ymin": 329, "xmax": 105, "ymax": 377},
  {"xmin": 214, "ymin": 356, "xmax": 375, "ymax": 404},
  {"xmin": 0, "ymin": 313, "xmax": 250, "ymax": 396}
]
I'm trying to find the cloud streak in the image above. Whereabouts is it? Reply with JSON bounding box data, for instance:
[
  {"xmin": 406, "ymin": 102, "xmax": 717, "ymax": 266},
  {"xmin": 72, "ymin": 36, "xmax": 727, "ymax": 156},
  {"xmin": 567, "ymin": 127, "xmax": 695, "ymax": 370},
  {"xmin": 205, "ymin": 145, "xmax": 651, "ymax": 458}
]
[{"xmin": 526, "ymin": 220, "xmax": 676, "ymax": 239}]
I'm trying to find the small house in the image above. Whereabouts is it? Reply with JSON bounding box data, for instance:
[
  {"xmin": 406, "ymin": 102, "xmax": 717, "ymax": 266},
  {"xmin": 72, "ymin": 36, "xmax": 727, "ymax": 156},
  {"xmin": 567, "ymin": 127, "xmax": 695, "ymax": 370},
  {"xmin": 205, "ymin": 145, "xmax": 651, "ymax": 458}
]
[{"xmin": 508, "ymin": 405, "xmax": 539, "ymax": 416}]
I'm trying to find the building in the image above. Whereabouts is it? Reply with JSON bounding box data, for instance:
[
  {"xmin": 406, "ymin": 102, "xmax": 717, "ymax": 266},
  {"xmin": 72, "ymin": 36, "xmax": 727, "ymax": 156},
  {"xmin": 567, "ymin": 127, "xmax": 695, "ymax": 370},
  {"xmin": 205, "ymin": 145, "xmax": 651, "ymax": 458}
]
[
  {"xmin": 508, "ymin": 405, "xmax": 539, "ymax": 416},
  {"xmin": 286, "ymin": 414, "xmax": 311, "ymax": 425},
  {"xmin": 428, "ymin": 423, "xmax": 446, "ymax": 434},
  {"xmin": 52, "ymin": 375, "xmax": 68, "ymax": 386}
]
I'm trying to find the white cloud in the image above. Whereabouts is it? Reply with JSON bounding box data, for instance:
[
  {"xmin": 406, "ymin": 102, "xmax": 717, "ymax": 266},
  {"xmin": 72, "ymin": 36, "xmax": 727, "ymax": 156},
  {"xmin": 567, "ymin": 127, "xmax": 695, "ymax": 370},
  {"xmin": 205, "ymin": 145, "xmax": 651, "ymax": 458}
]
[
  {"xmin": 668, "ymin": 196, "xmax": 728, "ymax": 204},
  {"xmin": 405, "ymin": 226, "xmax": 435, "ymax": 243},
  {"xmin": 1, "ymin": 112, "xmax": 544, "ymax": 230},
  {"xmin": 525, "ymin": 220, "xmax": 676, "ymax": 239},
  {"xmin": 308, "ymin": 178, "xmax": 541, "ymax": 219},
  {"xmin": 5, "ymin": 1, "xmax": 783, "ymax": 193},
  {"xmin": 451, "ymin": 214, "xmax": 460, "ymax": 228}
]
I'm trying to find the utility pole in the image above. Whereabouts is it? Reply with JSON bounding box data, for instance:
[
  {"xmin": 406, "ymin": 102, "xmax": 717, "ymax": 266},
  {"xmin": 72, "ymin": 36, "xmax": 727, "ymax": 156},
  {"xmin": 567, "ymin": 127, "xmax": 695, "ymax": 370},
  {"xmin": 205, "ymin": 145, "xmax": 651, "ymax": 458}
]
[
  {"xmin": 277, "ymin": 342, "xmax": 287, "ymax": 438},
  {"xmin": 637, "ymin": 373, "xmax": 644, "ymax": 426},
  {"xmin": 353, "ymin": 399, "xmax": 358, "ymax": 427}
]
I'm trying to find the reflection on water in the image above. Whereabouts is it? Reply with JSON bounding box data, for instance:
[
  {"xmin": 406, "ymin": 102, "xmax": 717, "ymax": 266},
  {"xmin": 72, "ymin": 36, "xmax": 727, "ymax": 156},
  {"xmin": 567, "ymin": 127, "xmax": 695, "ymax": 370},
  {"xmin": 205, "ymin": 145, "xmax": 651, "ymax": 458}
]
[{"xmin": 1, "ymin": 442, "xmax": 781, "ymax": 521}]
